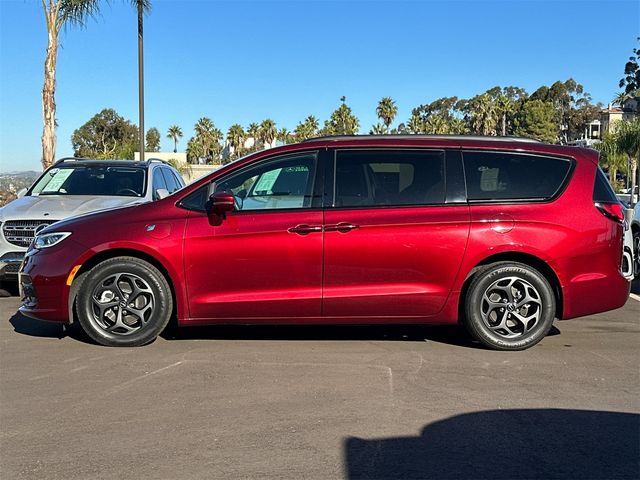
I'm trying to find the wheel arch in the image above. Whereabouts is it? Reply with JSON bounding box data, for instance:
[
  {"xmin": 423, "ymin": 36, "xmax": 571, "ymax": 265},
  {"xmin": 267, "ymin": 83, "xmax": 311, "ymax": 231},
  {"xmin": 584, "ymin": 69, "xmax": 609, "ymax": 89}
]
[
  {"xmin": 458, "ymin": 251, "xmax": 563, "ymax": 321},
  {"xmin": 68, "ymin": 248, "xmax": 183, "ymax": 324}
]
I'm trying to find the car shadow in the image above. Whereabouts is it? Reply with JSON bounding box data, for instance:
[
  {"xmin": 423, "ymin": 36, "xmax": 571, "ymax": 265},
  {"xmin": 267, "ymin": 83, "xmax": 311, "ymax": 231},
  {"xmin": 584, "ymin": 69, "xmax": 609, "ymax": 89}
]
[
  {"xmin": 9, "ymin": 311, "xmax": 92, "ymax": 344},
  {"xmin": 164, "ymin": 323, "xmax": 561, "ymax": 349},
  {"xmin": 343, "ymin": 408, "xmax": 640, "ymax": 479}
]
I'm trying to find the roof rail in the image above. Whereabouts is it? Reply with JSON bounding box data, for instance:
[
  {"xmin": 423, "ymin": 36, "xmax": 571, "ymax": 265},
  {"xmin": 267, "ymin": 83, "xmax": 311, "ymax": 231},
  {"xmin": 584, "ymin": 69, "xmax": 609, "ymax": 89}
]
[
  {"xmin": 53, "ymin": 157, "xmax": 80, "ymax": 164},
  {"xmin": 300, "ymin": 134, "xmax": 540, "ymax": 143},
  {"xmin": 145, "ymin": 157, "xmax": 170, "ymax": 165}
]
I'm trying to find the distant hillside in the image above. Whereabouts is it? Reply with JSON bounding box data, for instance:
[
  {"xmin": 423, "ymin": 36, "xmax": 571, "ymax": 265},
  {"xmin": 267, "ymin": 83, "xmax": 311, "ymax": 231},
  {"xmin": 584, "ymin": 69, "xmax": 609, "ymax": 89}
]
[{"xmin": 0, "ymin": 171, "xmax": 40, "ymax": 207}]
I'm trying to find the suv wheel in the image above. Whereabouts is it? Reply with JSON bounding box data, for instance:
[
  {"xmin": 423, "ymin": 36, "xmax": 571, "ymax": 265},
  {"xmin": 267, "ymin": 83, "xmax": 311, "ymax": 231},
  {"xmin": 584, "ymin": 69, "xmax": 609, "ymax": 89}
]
[
  {"xmin": 76, "ymin": 257, "xmax": 173, "ymax": 347},
  {"xmin": 463, "ymin": 262, "xmax": 555, "ymax": 351}
]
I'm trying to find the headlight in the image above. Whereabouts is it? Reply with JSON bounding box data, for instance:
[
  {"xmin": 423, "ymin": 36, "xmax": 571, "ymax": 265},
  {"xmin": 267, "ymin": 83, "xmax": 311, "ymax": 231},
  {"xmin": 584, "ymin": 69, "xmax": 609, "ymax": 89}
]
[{"xmin": 33, "ymin": 232, "xmax": 72, "ymax": 249}]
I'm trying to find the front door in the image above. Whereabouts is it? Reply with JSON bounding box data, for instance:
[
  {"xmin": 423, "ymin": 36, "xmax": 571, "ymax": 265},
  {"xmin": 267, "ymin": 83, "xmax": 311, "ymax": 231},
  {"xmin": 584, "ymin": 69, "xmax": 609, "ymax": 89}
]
[
  {"xmin": 183, "ymin": 150, "xmax": 324, "ymax": 322},
  {"xmin": 322, "ymin": 148, "xmax": 469, "ymax": 320}
]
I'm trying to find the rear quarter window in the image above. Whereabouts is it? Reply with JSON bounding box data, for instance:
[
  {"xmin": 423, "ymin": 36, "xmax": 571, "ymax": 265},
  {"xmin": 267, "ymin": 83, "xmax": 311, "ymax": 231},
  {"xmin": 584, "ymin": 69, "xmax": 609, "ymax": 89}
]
[{"xmin": 463, "ymin": 151, "xmax": 572, "ymax": 202}]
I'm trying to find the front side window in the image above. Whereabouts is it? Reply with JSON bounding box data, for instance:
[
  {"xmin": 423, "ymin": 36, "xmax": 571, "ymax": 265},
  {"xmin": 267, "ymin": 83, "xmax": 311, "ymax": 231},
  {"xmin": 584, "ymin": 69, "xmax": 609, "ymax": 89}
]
[
  {"xmin": 30, "ymin": 165, "xmax": 146, "ymax": 197},
  {"xmin": 333, "ymin": 149, "xmax": 445, "ymax": 207},
  {"xmin": 463, "ymin": 151, "xmax": 572, "ymax": 201},
  {"xmin": 152, "ymin": 168, "xmax": 167, "ymax": 199},
  {"xmin": 214, "ymin": 151, "xmax": 318, "ymax": 211}
]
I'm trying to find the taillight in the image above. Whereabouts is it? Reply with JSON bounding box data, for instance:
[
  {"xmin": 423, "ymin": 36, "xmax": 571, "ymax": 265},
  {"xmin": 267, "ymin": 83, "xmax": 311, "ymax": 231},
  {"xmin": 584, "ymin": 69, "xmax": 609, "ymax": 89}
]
[{"xmin": 595, "ymin": 202, "xmax": 624, "ymax": 224}]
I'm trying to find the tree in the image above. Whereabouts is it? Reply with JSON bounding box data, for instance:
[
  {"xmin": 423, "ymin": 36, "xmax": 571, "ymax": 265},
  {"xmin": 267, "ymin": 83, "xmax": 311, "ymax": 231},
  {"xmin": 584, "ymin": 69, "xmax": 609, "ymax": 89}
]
[
  {"xmin": 370, "ymin": 123, "xmax": 387, "ymax": 135},
  {"xmin": 530, "ymin": 79, "xmax": 599, "ymax": 143},
  {"xmin": 259, "ymin": 118, "xmax": 277, "ymax": 147},
  {"xmin": 616, "ymin": 118, "xmax": 640, "ymax": 208},
  {"xmin": 321, "ymin": 96, "xmax": 360, "ymax": 135},
  {"xmin": 513, "ymin": 100, "xmax": 557, "ymax": 143},
  {"xmin": 226, "ymin": 124, "xmax": 245, "ymax": 159},
  {"xmin": 277, "ymin": 128, "xmax": 291, "ymax": 145},
  {"xmin": 166, "ymin": 125, "xmax": 183, "ymax": 153},
  {"xmin": 39, "ymin": 0, "xmax": 150, "ymax": 170},
  {"xmin": 247, "ymin": 122, "xmax": 260, "ymax": 151},
  {"xmin": 189, "ymin": 117, "xmax": 223, "ymax": 164},
  {"xmin": 465, "ymin": 93, "xmax": 497, "ymax": 136},
  {"xmin": 619, "ymin": 38, "xmax": 640, "ymax": 94},
  {"xmin": 376, "ymin": 97, "xmax": 397, "ymax": 133},
  {"xmin": 294, "ymin": 115, "xmax": 319, "ymax": 140},
  {"xmin": 410, "ymin": 96, "xmax": 466, "ymax": 134},
  {"xmin": 145, "ymin": 127, "xmax": 160, "ymax": 152},
  {"xmin": 41, "ymin": 0, "xmax": 101, "ymax": 170},
  {"xmin": 71, "ymin": 108, "xmax": 138, "ymax": 159},
  {"xmin": 595, "ymin": 133, "xmax": 627, "ymax": 190}
]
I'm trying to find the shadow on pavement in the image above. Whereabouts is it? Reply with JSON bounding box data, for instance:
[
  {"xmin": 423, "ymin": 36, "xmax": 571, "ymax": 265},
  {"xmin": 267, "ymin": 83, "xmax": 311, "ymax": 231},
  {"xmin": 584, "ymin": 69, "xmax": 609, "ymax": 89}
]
[
  {"xmin": 165, "ymin": 324, "xmax": 560, "ymax": 349},
  {"xmin": 344, "ymin": 409, "xmax": 640, "ymax": 480},
  {"xmin": 9, "ymin": 311, "xmax": 91, "ymax": 343}
]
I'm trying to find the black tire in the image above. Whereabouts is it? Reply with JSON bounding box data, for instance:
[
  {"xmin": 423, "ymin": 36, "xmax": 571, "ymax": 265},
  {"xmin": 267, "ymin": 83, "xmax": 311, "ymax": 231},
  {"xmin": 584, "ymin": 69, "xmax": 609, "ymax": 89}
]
[
  {"xmin": 76, "ymin": 256, "xmax": 173, "ymax": 347},
  {"xmin": 463, "ymin": 262, "xmax": 556, "ymax": 351}
]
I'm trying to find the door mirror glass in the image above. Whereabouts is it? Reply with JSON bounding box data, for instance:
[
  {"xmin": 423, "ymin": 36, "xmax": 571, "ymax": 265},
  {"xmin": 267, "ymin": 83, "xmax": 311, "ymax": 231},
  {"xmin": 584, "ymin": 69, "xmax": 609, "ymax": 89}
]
[{"xmin": 155, "ymin": 188, "xmax": 170, "ymax": 200}]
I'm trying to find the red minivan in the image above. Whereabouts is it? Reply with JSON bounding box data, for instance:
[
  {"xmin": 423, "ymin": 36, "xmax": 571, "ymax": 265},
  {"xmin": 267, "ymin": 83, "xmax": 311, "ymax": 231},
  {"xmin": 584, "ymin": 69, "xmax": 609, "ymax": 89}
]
[{"xmin": 18, "ymin": 136, "xmax": 631, "ymax": 350}]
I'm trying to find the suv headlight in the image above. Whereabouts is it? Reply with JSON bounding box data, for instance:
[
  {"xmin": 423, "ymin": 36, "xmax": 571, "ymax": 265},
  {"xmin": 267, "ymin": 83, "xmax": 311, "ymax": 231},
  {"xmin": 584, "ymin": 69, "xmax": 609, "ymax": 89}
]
[{"xmin": 33, "ymin": 232, "xmax": 72, "ymax": 249}]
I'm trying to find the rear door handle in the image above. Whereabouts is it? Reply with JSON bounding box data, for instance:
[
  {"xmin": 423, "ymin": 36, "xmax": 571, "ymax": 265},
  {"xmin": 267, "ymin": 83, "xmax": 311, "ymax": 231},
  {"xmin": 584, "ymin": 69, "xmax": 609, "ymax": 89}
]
[
  {"xmin": 288, "ymin": 224, "xmax": 323, "ymax": 235},
  {"xmin": 324, "ymin": 222, "xmax": 359, "ymax": 233}
]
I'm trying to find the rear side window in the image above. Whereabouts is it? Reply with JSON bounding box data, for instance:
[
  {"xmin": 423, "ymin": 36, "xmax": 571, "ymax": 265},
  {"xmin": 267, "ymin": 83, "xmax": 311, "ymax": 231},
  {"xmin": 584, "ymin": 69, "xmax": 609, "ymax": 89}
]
[
  {"xmin": 593, "ymin": 167, "xmax": 618, "ymax": 203},
  {"xmin": 161, "ymin": 168, "xmax": 181, "ymax": 193},
  {"xmin": 333, "ymin": 149, "xmax": 445, "ymax": 207},
  {"xmin": 463, "ymin": 151, "xmax": 572, "ymax": 201}
]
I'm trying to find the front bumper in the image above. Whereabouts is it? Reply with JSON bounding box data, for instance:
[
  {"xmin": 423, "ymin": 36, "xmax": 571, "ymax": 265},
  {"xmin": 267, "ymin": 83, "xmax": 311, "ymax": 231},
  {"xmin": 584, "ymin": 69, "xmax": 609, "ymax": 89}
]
[
  {"xmin": 0, "ymin": 251, "xmax": 25, "ymax": 282},
  {"xmin": 18, "ymin": 240, "xmax": 88, "ymax": 323}
]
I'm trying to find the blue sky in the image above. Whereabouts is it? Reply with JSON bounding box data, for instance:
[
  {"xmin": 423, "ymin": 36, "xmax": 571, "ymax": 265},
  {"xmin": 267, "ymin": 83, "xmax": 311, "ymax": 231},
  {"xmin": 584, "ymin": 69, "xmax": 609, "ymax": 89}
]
[{"xmin": 0, "ymin": 0, "xmax": 638, "ymax": 172}]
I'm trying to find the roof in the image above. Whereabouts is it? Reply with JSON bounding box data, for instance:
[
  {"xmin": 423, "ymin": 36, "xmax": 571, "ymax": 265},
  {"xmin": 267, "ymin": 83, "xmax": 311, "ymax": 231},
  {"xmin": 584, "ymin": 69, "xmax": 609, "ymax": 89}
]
[
  {"xmin": 301, "ymin": 134, "xmax": 540, "ymax": 144},
  {"xmin": 53, "ymin": 157, "xmax": 168, "ymax": 167}
]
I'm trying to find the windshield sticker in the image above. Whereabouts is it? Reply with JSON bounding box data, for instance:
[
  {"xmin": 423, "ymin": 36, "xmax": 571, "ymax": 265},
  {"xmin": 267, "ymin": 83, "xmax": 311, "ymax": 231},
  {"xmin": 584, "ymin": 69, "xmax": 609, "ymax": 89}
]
[
  {"xmin": 42, "ymin": 169, "xmax": 74, "ymax": 193},
  {"xmin": 253, "ymin": 168, "xmax": 282, "ymax": 194},
  {"xmin": 479, "ymin": 167, "xmax": 499, "ymax": 192}
]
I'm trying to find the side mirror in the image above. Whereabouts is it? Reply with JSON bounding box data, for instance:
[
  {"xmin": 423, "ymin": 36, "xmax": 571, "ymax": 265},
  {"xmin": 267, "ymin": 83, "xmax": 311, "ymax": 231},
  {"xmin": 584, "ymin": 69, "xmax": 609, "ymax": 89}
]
[
  {"xmin": 155, "ymin": 188, "xmax": 170, "ymax": 200},
  {"xmin": 16, "ymin": 188, "xmax": 27, "ymax": 198},
  {"xmin": 207, "ymin": 191, "xmax": 235, "ymax": 226}
]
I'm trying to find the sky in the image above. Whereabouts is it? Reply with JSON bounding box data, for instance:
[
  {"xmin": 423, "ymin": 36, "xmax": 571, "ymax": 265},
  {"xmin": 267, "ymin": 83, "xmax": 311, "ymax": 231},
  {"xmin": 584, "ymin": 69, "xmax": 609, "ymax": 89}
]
[{"xmin": 0, "ymin": 0, "xmax": 638, "ymax": 172}]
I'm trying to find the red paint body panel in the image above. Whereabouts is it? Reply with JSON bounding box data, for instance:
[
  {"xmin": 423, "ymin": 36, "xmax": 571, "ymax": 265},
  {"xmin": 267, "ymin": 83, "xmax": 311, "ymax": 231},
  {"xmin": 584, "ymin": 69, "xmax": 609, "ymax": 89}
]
[
  {"xmin": 19, "ymin": 137, "xmax": 630, "ymax": 329},
  {"xmin": 323, "ymin": 205, "xmax": 469, "ymax": 319},
  {"xmin": 183, "ymin": 209, "xmax": 323, "ymax": 321}
]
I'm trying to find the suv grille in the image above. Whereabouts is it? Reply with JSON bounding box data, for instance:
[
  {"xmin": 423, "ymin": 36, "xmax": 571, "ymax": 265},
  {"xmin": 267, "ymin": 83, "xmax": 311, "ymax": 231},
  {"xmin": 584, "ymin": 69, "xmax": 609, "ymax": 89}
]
[{"xmin": 2, "ymin": 220, "xmax": 58, "ymax": 248}]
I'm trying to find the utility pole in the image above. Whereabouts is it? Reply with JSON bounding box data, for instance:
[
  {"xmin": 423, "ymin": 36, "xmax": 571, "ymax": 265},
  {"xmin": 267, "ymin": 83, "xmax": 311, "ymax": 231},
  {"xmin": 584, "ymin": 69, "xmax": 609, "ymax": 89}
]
[{"xmin": 137, "ymin": 1, "xmax": 145, "ymax": 161}]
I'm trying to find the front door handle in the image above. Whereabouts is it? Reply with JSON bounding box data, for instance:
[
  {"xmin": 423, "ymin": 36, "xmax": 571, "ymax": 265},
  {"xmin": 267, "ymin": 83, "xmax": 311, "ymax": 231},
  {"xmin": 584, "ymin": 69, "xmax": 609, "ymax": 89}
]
[
  {"xmin": 288, "ymin": 224, "xmax": 323, "ymax": 235},
  {"xmin": 324, "ymin": 222, "xmax": 359, "ymax": 233}
]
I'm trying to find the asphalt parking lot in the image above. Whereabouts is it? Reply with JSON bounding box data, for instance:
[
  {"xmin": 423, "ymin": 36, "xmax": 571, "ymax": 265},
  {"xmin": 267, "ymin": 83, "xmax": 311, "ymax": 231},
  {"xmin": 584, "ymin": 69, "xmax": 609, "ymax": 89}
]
[{"xmin": 1, "ymin": 294, "xmax": 639, "ymax": 480}]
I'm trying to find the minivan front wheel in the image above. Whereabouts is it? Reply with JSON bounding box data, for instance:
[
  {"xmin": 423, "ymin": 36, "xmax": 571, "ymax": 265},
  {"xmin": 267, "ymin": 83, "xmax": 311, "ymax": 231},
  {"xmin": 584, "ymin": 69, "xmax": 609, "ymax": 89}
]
[
  {"xmin": 464, "ymin": 262, "xmax": 556, "ymax": 351},
  {"xmin": 76, "ymin": 257, "xmax": 173, "ymax": 347}
]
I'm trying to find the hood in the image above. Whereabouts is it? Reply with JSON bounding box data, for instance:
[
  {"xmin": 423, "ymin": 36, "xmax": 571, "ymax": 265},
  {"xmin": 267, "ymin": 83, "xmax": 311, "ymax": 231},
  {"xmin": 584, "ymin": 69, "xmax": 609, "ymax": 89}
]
[{"xmin": 0, "ymin": 195, "xmax": 145, "ymax": 222}]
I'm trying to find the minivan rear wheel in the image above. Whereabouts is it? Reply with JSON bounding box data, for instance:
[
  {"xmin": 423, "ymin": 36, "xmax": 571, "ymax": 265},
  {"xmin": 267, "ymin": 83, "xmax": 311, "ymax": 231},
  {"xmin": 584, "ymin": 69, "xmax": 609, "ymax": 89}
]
[
  {"xmin": 76, "ymin": 256, "xmax": 173, "ymax": 347},
  {"xmin": 463, "ymin": 262, "xmax": 555, "ymax": 351}
]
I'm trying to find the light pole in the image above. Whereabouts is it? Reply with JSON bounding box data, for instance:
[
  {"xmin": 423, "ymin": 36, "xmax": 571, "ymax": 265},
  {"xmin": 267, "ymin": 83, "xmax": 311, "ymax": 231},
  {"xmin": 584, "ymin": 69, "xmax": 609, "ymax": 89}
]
[{"xmin": 137, "ymin": 1, "xmax": 145, "ymax": 161}]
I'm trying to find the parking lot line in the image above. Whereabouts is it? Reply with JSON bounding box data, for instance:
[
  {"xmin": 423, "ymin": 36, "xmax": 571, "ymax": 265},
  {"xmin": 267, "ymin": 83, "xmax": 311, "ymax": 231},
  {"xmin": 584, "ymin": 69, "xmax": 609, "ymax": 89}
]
[{"xmin": 630, "ymin": 293, "xmax": 640, "ymax": 302}]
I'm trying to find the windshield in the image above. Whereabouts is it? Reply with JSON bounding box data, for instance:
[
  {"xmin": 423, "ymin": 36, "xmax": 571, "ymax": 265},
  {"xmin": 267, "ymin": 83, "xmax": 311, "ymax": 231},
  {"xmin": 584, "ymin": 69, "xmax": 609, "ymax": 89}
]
[{"xmin": 30, "ymin": 166, "xmax": 146, "ymax": 197}]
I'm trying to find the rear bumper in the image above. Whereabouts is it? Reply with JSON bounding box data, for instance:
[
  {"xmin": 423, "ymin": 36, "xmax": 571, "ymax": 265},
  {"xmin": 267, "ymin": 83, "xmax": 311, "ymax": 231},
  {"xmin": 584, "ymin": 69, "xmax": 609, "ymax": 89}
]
[{"xmin": 562, "ymin": 271, "xmax": 631, "ymax": 320}]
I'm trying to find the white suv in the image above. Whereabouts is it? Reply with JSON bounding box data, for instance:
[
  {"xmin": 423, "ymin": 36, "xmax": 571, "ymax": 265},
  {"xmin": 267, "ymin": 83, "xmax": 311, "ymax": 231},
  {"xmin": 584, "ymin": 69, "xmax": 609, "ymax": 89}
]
[{"xmin": 0, "ymin": 158, "xmax": 185, "ymax": 284}]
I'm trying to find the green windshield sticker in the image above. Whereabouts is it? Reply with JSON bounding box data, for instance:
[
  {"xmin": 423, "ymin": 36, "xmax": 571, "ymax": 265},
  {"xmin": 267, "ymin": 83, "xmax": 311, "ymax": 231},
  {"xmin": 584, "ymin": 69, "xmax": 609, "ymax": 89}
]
[
  {"xmin": 42, "ymin": 169, "xmax": 74, "ymax": 193},
  {"xmin": 253, "ymin": 168, "xmax": 282, "ymax": 194}
]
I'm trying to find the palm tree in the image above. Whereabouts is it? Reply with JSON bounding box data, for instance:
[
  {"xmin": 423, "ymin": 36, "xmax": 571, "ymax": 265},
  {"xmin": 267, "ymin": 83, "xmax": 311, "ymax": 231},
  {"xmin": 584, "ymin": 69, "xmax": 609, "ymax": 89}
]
[
  {"xmin": 495, "ymin": 95, "xmax": 513, "ymax": 136},
  {"xmin": 408, "ymin": 114, "xmax": 424, "ymax": 134},
  {"xmin": 470, "ymin": 94, "xmax": 497, "ymax": 136},
  {"xmin": 294, "ymin": 115, "xmax": 319, "ymax": 140},
  {"xmin": 370, "ymin": 123, "xmax": 387, "ymax": 135},
  {"xmin": 40, "ymin": 0, "xmax": 101, "ymax": 170},
  {"xmin": 194, "ymin": 117, "xmax": 222, "ymax": 163},
  {"xmin": 277, "ymin": 128, "xmax": 290, "ymax": 145},
  {"xmin": 595, "ymin": 133, "xmax": 627, "ymax": 189},
  {"xmin": 226, "ymin": 124, "xmax": 245, "ymax": 157},
  {"xmin": 247, "ymin": 122, "xmax": 260, "ymax": 150},
  {"xmin": 259, "ymin": 119, "xmax": 277, "ymax": 148},
  {"xmin": 40, "ymin": 1, "xmax": 150, "ymax": 170},
  {"xmin": 166, "ymin": 125, "xmax": 183, "ymax": 153},
  {"xmin": 376, "ymin": 97, "xmax": 398, "ymax": 133},
  {"xmin": 616, "ymin": 118, "xmax": 640, "ymax": 208}
]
